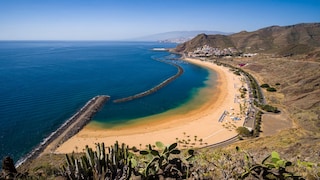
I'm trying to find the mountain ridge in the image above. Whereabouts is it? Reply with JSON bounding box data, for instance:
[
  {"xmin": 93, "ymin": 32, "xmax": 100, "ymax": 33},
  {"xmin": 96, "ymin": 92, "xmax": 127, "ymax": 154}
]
[
  {"xmin": 133, "ymin": 30, "xmax": 233, "ymax": 43},
  {"xmin": 175, "ymin": 23, "xmax": 320, "ymax": 59}
]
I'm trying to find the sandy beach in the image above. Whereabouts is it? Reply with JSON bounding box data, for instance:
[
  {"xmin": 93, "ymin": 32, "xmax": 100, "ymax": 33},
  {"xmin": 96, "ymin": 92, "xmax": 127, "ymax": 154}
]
[{"xmin": 55, "ymin": 58, "xmax": 248, "ymax": 153}]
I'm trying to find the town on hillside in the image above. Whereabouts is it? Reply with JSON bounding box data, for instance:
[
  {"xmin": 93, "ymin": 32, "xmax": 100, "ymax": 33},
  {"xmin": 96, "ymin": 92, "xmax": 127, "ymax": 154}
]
[{"xmin": 187, "ymin": 45, "xmax": 258, "ymax": 58}]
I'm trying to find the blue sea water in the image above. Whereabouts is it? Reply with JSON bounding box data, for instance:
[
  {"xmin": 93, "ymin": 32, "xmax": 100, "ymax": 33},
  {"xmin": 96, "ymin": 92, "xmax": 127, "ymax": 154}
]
[{"xmin": 0, "ymin": 41, "xmax": 210, "ymax": 163}]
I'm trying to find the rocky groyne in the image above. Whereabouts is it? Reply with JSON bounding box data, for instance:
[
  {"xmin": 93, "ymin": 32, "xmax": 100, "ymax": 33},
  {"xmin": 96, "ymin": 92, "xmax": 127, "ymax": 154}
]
[
  {"xmin": 16, "ymin": 95, "xmax": 110, "ymax": 167},
  {"xmin": 113, "ymin": 60, "xmax": 184, "ymax": 103}
]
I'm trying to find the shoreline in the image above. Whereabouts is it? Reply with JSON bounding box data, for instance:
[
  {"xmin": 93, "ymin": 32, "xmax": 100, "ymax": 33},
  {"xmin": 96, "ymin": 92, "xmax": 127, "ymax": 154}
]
[
  {"xmin": 16, "ymin": 95, "xmax": 109, "ymax": 167},
  {"xmin": 54, "ymin": 57, "xmax": 248, "ymax": 153}
]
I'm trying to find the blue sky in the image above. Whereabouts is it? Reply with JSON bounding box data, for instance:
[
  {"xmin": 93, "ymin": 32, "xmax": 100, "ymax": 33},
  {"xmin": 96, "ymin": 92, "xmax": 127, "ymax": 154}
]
[{"xmin": 0, "ymin": 0, "xmax": 319, "ymax": 40}]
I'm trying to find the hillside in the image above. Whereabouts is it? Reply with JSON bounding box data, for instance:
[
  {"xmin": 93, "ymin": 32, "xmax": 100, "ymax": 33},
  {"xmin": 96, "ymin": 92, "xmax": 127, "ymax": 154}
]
[
  {"xmin": 218, "ymin": 55, "xmax": 320, "ymax": 175},
  {"xmin": 222, "ymin": 56, "xmax": 320, "ymax": 133},
  {"xmin": 175, "ymin": 23, "xmax": 320, "ymax": 60},
  {"xmin": 174, "ymin": 23, "xmax": 320, "ymax": 133},
  {"xmin": 173, "ymin": 23, "xmax": 320, "ymax": 177}
]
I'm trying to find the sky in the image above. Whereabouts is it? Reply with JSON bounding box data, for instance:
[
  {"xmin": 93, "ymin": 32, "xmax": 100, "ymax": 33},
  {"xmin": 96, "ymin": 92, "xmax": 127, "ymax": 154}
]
[{"xmin": 0, "ymin": 0, "xmax": 319, "ymax": 40}]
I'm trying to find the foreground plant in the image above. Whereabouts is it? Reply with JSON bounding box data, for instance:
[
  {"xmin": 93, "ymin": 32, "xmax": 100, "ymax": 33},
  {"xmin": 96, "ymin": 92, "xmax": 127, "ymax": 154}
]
[
  {"xmin": 237, "ymin": 147, "xmax": 303, "ymax": 179},
  {"xmin": 58, "ymin": 141, "xmax": 317, "ymax": 179},
  {"xmin": 61, "ymin": 141, "xmax": 135, "ymax": 180},
  {"xmin": 137, "ymin": 141, "xmax": 194, "ymax": 179},
  {"xmin": 60, "ymin": 141, "xmax": 195, "ymax": 179}
]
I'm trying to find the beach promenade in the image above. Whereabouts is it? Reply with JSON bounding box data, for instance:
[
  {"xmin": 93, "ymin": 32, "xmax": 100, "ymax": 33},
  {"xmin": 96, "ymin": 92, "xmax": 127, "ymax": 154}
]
[{"xmin": 54, "ymin": 58, "xmax": 249, "ymax": 154}]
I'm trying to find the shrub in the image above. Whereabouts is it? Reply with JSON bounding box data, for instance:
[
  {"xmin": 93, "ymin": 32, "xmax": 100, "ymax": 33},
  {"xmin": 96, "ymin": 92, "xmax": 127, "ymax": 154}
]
[
  {"xmin": 233, "ymin": 71, "xmax": 241, "ymax": 76},
  {"xmin": 236, "ymin": 127, "xmax": 252, "ymax": 137},
  {"xmin": 267, "ymin": 87, "xmax": 277, "ymax": 92},
  {"xmin": 260, "ymin": 84, "xmax": 270, "ymax": 88},
  {"xmin": 253, "ymin": 111, "xmax": 263, "ymax": 137},
  {"xmin": 261, "ymin": 104, "xmax": 279, "ymax": 113}
]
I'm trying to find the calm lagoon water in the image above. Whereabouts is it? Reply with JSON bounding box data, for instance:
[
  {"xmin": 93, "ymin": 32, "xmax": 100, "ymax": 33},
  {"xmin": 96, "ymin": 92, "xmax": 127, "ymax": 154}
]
[{"xmin": 0, "ymin": 41, "xmax": 210, "ymax": 163}]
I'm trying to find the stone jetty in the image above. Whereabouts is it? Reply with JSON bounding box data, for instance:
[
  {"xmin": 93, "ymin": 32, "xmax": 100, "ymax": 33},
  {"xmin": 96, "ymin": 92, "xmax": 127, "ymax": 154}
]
[
  {"xmin": 16, "ymin": 95, "xmax": 110, "ymax": 167},
  {"xmin": 113, "ymin": 60, "xmax": 184, "ymax": 103}
]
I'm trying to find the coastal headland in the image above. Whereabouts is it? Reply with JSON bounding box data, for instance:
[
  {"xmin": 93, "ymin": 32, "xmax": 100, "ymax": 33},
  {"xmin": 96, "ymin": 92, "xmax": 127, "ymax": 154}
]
[{"xmin": 54, "ymin": 58, "xmax": 249, "ymax": 153}]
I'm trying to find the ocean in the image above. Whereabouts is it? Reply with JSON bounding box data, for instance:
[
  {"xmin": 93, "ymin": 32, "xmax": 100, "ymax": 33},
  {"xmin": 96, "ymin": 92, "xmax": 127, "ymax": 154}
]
[{"xmin": 0, "ymin": 41, "xmax": 210, "ymax": 163}]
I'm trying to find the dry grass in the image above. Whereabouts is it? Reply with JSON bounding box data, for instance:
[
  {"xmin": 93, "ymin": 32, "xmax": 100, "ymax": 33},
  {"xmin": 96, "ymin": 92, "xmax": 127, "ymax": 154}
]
[
  {"xmin": 225, "ymin": 55, "xmax": 320, "ymax": 132},
  {"xmin": 220, "ymin": 54, "xmax": 320, "ymax": 165}
]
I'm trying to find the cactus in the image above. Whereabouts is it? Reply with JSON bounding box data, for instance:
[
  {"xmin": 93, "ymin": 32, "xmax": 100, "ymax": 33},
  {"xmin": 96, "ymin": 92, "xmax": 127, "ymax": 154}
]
[
  {"xmin": 61, "ymin": 141, "xmax": 134, "ymax": 180},
  {"xmin": 237, "ymin": 147, "xmax": 302, "ymax": 179},
  {"xmin": 138, "ymin": 141, "xmax": 194, "ymax": 179},
  {"xmin": 63, "ymin": 153, "xmax": 93, "ymax": 179}
]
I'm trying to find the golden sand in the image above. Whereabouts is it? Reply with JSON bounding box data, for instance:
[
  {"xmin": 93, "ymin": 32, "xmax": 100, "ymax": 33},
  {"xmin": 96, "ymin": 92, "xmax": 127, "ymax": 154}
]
[{"xmin": 55, "ymin": 58, "xmax": 247, "ymax": 153}]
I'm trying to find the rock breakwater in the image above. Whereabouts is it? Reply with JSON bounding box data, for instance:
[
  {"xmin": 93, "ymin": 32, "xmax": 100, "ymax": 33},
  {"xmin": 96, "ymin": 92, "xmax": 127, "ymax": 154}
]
[
  {"xmin": 16, "ymin": 95, "xmax": 109, "ymax": 167},
  {"xmin": 113, "ymin": 60, "xmax": 183, "ymax": 103}
]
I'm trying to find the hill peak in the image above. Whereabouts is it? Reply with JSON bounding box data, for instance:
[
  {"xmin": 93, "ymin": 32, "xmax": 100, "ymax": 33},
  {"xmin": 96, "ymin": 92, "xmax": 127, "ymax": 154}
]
[{"xmin": 175, "ymin": 23, "xmax": 320, "ymax": 59}]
